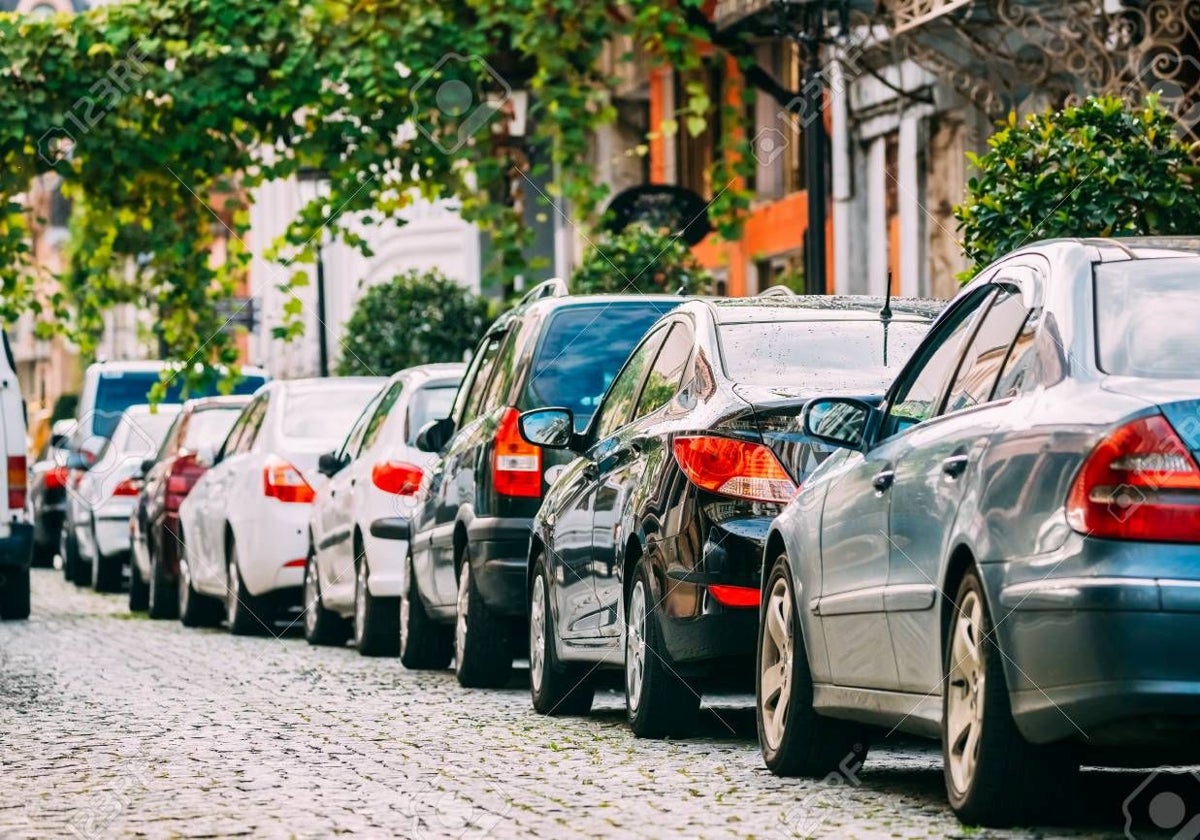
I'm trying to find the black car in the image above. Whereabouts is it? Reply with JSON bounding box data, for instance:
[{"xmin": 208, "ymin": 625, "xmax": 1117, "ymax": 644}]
[
  {"xmin": 27, "ymin": 420, "xmax": 73, "ymax": 567},
  {"xmin": 404, "ymin": 280, "xmax": 681, "ymax": 687},
  {"xmin": 517, "ymin": 295, "xmax": 937, "ymax": 737}
]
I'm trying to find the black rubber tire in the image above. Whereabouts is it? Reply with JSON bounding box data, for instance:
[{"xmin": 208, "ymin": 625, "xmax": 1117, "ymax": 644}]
[
  {"xmin": 529, "ymin": 557, "xmax": 594, "ymax": 716},
  {"xmin": 454, "ymin": 552, "xmax": 513, "ymax": 689},
  {"xmin": 92, "ymin": 548, "xmax": 124, "ymax": 593},
  {"xmin": 353, "ymin": 556, "xmax": 399, "ymax": 657},
  {"xmin": 31, "ymin": 541, "xmax": 56, "ymax": 569},
  {"xmin": 757, "ymin": 552, "xmax": 869, "ymax": 777},
  {"xmin": 178, "ymin": 551, "xmax": 222, "ymax": 628},
  {"xmin": 625, "ymin": 559, "xmax": 700, "ymax": 739},
  {"xmin": 225, "ymin": 542, "xmax": 269, "ymax": 636},
  {"xmin": 0, "ymin": 565, "xmax": 31, "ymax": 620},
  {"xmin": 303, "ymin": 551, "xmax": 348, "ymax": 646},
  {"xmin": 128, "ymin": 555, "xmax": 149, "ymax": 612},
  {"xmin": 942, "ymin": 568, "xmax": 1080, "ymax": 827},
  {"xmin": 399, "ymin": 554, "xmax": 453, "ymax": 670},
  {"xmin": 60, "ymin": 526, "xmax": 80, "ymax": 582},
  {"xmin": 147, "ymin": 548, "xmax": 178, "ymax": 620}
]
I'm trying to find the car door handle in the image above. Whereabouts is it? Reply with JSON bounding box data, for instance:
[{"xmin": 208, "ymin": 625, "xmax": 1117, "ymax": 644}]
[
  {"xmin": 942, "ymin": 454, "xmax": 969, "ymax": 479},
  {"xmin": 583, "ymin": 462, "xmax": 598, "ymax": 481},
  {"xmin": 872, "ymin": 469, "xmax": 895, "ymax": 493}
]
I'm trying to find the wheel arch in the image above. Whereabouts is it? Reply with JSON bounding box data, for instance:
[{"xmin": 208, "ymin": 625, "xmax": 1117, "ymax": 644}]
[{"xmin": 940, "ymin": 542, "xmax": 978, "ymax": 662}]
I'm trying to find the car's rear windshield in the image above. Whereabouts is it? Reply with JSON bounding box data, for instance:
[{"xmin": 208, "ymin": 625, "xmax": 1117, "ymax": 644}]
[
  {"xmin": 408, "ymin": 385, "xmax": 457, "ymax": 444},
  {"xmin": 523, "ymin": 302, "xmax": 678, "ymax": 429},
  {"xmin": 718, "ymin": 319, "xmax": 928, "ymax": 389},
  {"xmin": 281, "ymin": 386, "xmax": 380, "ymax": 444},
  {"xmin": 94, "ymin": 372, "xmax": 267, "ymax": 438},
  {"xmin": 1095, "ymin": 259, "xmax": 1200, "ymax": 379},
  {"xmin": 184, "ymin": 408, "xmax": 242, "ymax": 450}
]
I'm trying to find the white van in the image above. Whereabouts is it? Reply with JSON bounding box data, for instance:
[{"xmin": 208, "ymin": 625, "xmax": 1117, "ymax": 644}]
[{"xmin": 1, "ymin": 328, "xmax": 32, "ymax": 620}]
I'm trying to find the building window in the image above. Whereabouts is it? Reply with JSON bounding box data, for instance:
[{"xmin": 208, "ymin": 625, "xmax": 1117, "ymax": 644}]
[
  {"xmin": 756, "ymin": 249, "xmax": 804, "ymax": 294},
  {"xmin": 674, "ymin": 60, "xmax": 722, "ymax": 200},
  {"xmin": 753, "ymin": 40, "xmax": 807, "ymax": 201}
]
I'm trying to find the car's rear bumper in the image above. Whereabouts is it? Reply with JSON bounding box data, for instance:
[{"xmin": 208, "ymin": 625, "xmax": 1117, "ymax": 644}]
[
  {"xmin": 94, "ymin": 514, "xmax": 132, "ymax": 560},
  {"xmin": 0, "ymin": 523, "xmax": 34, "ymax": 568},
  {"xmin": 986, "ymin": 538, "xmax": 1200, "ymax": 749},
  {"xmin": 237, "ymin": 502, "xmax": 311, "ymax": 597},
  {"xmin": 466, "ymin": 516, "xmax": 532, "ymax": 616},
  {"xmin": 658, "ymin": 608, "xmax": 759, "ymax": 667}
]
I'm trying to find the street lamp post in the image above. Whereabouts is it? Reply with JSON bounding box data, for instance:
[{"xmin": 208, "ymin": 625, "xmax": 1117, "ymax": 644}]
[
  {"xmin": 800, "ymin": 0, "xmax": 828, "ymax": 296},
  {"xmin": 296, "ymin": 168, "xmax": 330, "ymax": 378}
]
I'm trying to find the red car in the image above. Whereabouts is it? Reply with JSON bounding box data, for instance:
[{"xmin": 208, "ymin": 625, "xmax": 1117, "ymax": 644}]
[{"xmin": 130, "ymin": 396, "xmax": 251, "ymax": 617}]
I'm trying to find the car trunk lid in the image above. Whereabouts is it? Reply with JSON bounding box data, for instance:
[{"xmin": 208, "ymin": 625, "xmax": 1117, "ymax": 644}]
[
  {"xmin": 727, "ymin": 384, "xmax": 836, "ymax": 484},
  {"xmin": 1101, "ymin": 378, "xmax": 1200, "ymax": 459}
]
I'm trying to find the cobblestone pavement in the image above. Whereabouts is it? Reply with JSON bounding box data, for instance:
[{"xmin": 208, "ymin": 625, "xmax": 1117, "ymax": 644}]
[{"xmin": 0, "ymin": 569, "xmax": 1188, "ymax": 839}]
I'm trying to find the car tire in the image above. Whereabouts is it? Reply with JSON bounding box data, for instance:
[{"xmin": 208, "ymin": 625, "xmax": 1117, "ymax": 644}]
[
  {"xmin": 0, "ymin": 565, "xmax": 31, "ymax": 620},
  {"xmin": 529, "ymin": 557, "xmax": 594, "ymax": 716},
  {"xmin": 757, "ymin": 551, "xmax": 869, "ymax": 776},
  {"xmin": 353, "ymin": 556, "xmax": 399, "ymax": 657},
  {"xmin": 147, "ymin": 548, "xmax": 178, "ymax": 620},
  {"xmin": 454, "ymin": 552, "xmax": 512, "ymax": 689},
  {"xmin": 128, "ymin": 554, "xmax": 149, "ymax": 612},
  {"xmin": 399, "ymin": 553, "xmax": 452, "ymax": 670},
  {"xmin": 942, "ymin": 568, "xmax": 1079, "ymax": 827},
  {"xmin": 225, "ymin": 541, "xmax": 268, "ymax": 636},
  {"xmin": 32, "ymin": 541, "xmax": 56, "ymax": 569},
  {"xmin": 303, "ymin": 550, "xmax": 347, "ymax": 646},
  {"xmin": 92, "ymin": 548, "xmax": 124, "ymax": 593},
  {"xmin": 178, "ymin": 550, "xmax": 221, "ymax": 628},
  {"xmin": 625, "ymin": 559, "xmax": 700, "ymax": 739}
]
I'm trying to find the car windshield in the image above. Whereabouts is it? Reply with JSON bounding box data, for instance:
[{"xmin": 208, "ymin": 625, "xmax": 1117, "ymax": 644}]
[
  {"xmin": 1095, "ymin": 259, "xmax": 1200, "ymax": 379},
  {"xmin": 523, "ymin": 302, "xmax": 678, "ymax": 430},
  {"xmin": 718, "ymin": 320, "xmax": 928, "ymax": 389},
  {"xmin": 94, "ymin": 371, "xmax": 267, "ymax": 438},
  {"xmin": 407, "ymin": 385, "xmax": 458, "ymax": 444},
  {"xmin": 183, "ymin": 408, "xmax": 243, "ymax": 450},
  {"xmin": 281, "ymin": 386, "xmax": 381, "ymax": 445}
]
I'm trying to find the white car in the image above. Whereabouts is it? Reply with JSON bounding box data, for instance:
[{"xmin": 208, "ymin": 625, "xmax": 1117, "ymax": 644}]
[
  {"xmin": 1, "ymin": 327, "xmax": 32, "ymax": 620},
  {"xmin": 177, "ymin": 377, "xmax": 385, "ymax": 634},
  {"xmin": 67, "ymin": 404, "xmax": 181, "ymax": 592},
  {"xmin": 306, "ymin": 364, "xmax": 465, "ymax": 655}
]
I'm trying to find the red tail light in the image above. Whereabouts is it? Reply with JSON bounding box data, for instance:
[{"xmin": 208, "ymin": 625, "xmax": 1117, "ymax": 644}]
[
  {"xmin": 1067, "ymin": 414, "xmax": 1200, "ymax": 543},
  {"xmin": 372, "ymin": 460, "xmax": 424, "ymax": 495},
  {"xmin": 263, "ymin": 456, "xmax": 315, "ymax": 504},
  {"xmin": 708, "ymin": 584, "xmax": 761, "ymax": 608},
  {"xmin": 44, "ymin": 465, "xmax": 69, "ymax": 491},
  {"xmin": 7, "ymin": 455, "xmax": 26, "ymax": 509},
  {"xmin": 493, "ymin": 407, "xmax": 542, "ymax": 498},
  {"xmin": 112, "ymin": 477, "xmax": 141, "ymax": 497},
  {"xmin": 672, "ymin": 436, "xmax": 795, "ymax": 503},
  {"xmin": 166, "ymin": 455, "xmax": 206, "ymax": 512}
]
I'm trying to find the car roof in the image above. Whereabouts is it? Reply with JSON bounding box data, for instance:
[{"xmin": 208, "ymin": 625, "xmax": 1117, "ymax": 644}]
[
  {"xmin": 120, "ymin": 403, "xmax": 182, "ymax": 418},
  {"xmin": 269, "ymin": 376, "xmax": 386, "ymax": 394},
  {"xmin": 389, "ymin": 362, "xmax": 468, "ymax": 385},
  {"xmin": 703, "ymin": 295, "xmax": 941, "ymax": 325},
  {"xmin": 490, "ymin": 293, "xmax": 683, "ymax": 333},
  {"xmin": 183, "ymin": 395, "xmax": 253, "ymax": 412},
  {"xmin": 1020, "ymin": 236, "xmax": 1200, "ymax": 263}
]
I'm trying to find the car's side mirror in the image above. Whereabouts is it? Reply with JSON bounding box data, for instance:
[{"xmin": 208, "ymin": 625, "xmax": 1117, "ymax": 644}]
[
  {"xmin": 518, "ymin": 408, "xmax": 577, "ymax": 450},
  {"xmin": 64, "ymin": 451, "xmax": 90, "ymax": 471},
  {"xmin": 803, "ymin": 397, "xmax": 876, "ymax": 451},
  {"xmin": 195, "ymin": 443, "xmax": 217, "ymax": 469},
  {"xmin": 50, "ymin": 432, "xmax": 68, "ymax": 448},
  {"xmin": 416, "ymin": 417, "xmax": 456, "ymax": 453},
  {"xmin": 140, "ymin": 458, "xmax": 157, "ymax": 477},
  {"xmin": 317, "ymin": 450, "xmax": 347, "ymax": 477}
]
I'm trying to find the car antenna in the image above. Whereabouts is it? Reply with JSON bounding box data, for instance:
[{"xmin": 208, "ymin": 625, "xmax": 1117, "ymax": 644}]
[{"xmin": 880, "ymin": 272, "xmax": 894, "ymax": 321}]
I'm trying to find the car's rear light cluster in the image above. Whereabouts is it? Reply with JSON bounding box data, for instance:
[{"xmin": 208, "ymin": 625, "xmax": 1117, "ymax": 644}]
[
  {"xmin": 7, "ymin": 455, "xmax": 26, "ymax": 510},
  {"xmin": 494, "ymin": 407, "xmax": 542, "ymax": 498},
  {"xmin": 672, "ymin": 436, "xmax": 796, "ymax": 504},
  {"xmin": 263, "ymin": 456, "xmax": 315, "ymax": 504},
  {"xmin": 44, "ymin": 465, "xmax": 69, "ymax": 492},
  {"xmin": 111, "ymin": 477, "xmax": 141, "ymax": 497},
  {"xmin": 166, "ymin": 454, "xmax": 207, "ymax": 512},
  {"xmin": 372, "ymin": 460, "xmax": 424, "ymax": 495},
  {"xmin": 1067, "ymin": 413, "xmax": 1200, "ymax": 543}
]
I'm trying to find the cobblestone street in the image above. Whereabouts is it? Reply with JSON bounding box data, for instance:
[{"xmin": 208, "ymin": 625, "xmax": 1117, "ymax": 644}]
[{"xmin": 0, "ymin": 570, "xmax": 1180, "ymax": 839}]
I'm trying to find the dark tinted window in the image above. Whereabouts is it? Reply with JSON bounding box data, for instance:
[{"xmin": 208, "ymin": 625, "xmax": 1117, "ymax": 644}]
[
  {"xmin": 457, "ymin": 334, "xmax": 505, "ymax": 425},
  {"xmin": 93, "ymin": 371, "xmax": 266, "ymax": 438},
  {"xmin": 340, "ymin": 386, "xmax": 388, "ymax": 460},
  {"xmin": 636, "ymin": 323, "xmax": 692, "ymax": 419},
  {"xmin": 360, "ymin": 382, "xmax": 403, "ymax": 453},
  {"xmin": 944, "ymin": 287, "xmax": 1029, "ymax": 414},
  {"xmin": 408, "ymin": 385, "xmax": 458, "ymax": 444},
  {"xmin": 523, "ymin": 302, "xmax": 677, "ymax": 431},
  {"xmin": 1095, "ymin": 259, "xmax": 1200, "ymax": 378},
  {"xmin": 594, "ymin": 328, "xmax": 668, "ymax": 441}
]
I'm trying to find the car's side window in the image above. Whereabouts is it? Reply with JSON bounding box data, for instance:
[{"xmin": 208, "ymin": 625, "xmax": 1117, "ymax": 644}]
[
  {"xmin": 480, "ymin": 327, "xmax": 523, "ymax": 414},
  {"xmin": 220, "ymin": 406, "xmax": 254, "ymax": 458},
  {"xmin": 881, "ymin": 288, "xmax": 994, "ymax": 439},
  {"xmin": 360, "ymin": 382, "xmax": 403, "ymax": 453},
  {"xmin": 454, "ymin": 332, "xmax": 505, "ymax": 426},
  {"xmin": 237, "ymin": 395, "xmax": 270, "ymax": 453},
  {"xmin": 158, "ymin": 414, "xmax": 184, "ymax": 460},
  {"xmin": 634, "ymin": 323, "xmax": 693, "ymax": 420},
  {"xmin": 593, "ymin": 326, "xmax": 670, "ymax": 442},
  {"xmin": 992, "ymin": 308, "xmax": 1042, "ymax": 399},
  {"xmin": 340, "ymin": 387, "xmax": 387, "ymax": 461},
  {"xmin": 942, "ymin": 286, "xmax": 1031, "ymax": 415}
]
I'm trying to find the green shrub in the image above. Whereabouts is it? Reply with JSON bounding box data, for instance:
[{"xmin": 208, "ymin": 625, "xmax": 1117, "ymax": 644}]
[
  {"xmin": 337, "ymin": 269, "xmax": 490, "ymax": 376},
  {"xmin": 570, "ymin": 224, "xmax": 712, "ymax": 294},
  {"xmin": 955, "ymin": 95, "xmax": 1200, "ymax": 279}
]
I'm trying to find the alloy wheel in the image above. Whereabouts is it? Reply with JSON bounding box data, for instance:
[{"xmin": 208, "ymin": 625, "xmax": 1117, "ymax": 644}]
[
  {"xmin": 454, "ymin": 564, "xmax": 469, "ymax": 666},
  {"xmin": 354, "ymin": 561, "xmax": 368, "ymax": 647},
  {"xmin": 946, "ymin": 589, "xmax": 986, "ymax": 795},
  {"xmin": 625, "ymin": 581, "xmax": 647, "ymax": 712},
  {"xmin": 759, "ymin": 574, "xmax": 794, "ymax": 751},
  {"xmin": 178, "ymin": 557, "xmax": 191, "ymax": 616},
  {"xmin": 226, "ymin": 556, "xmax": 240, "ymax": 627},
  {"xmin": 303, "ymin": 560, "xmax": 320, "ymax": 639},
  {"xmin": 529, "ymin": 574, "xmax": 546, "ymax": 693}
]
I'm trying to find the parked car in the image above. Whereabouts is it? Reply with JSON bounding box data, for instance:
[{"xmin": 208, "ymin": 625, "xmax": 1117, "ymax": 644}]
[
  {"xmin": 306, "ymin": 363, "xmax": 466, "ymax": 655},
  {"xmin": 59, "ymin": 361, "xmax": 269, "ymax": 577},
  {"xmin": 129, "ymin": 396, "xmax": 252, "ymax": 617},
  {"xmin": 0, "ymin": 327, "xmax": 32, "ymax": 620},
  {"xmin": 26, "ymin": 418, "xmax": 74, "ymax": 567},
  {"xmin": 66, "ymin": 405, "xmax": 181, "ymax": 591},
  {"xmin": 759, "ymin": 237, "xmax": 1200, "ymax": 827},
  {"xmin": 177, "ymin": 377, "xmax": 385, "ymax": 634},
  {"xmin": 518, "ymin": 295, "xmax": 935, "ymax": 736},
  {"xmin": 405, "ymin": 281, "xmax": 681, "ymax": 686}
]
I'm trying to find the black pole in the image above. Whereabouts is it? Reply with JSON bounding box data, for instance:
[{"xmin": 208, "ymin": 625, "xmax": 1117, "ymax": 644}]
[
  {"xmin": 315, "ymin": 246, "xmax": 329, "ymax": 377},
  {"xmin": 802, "ymin": 1, "xmax": 828, "ymax": 296}
]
